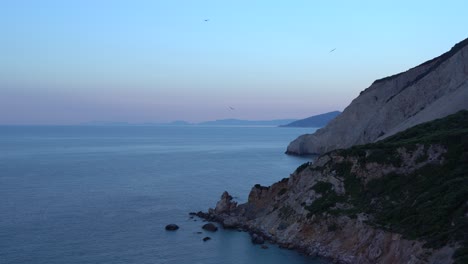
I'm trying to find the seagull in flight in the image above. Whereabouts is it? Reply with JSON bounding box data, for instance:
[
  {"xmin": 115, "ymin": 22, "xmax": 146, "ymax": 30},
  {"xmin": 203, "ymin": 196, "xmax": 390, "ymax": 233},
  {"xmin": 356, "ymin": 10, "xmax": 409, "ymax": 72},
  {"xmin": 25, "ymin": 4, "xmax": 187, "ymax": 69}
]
[
  {"xmin": 228, "ymin": 106, "xmax": 235, "ymax": 110},
  {"xmin": 329, "ymin": 48, "xmax": 336, "ymax": 53}
]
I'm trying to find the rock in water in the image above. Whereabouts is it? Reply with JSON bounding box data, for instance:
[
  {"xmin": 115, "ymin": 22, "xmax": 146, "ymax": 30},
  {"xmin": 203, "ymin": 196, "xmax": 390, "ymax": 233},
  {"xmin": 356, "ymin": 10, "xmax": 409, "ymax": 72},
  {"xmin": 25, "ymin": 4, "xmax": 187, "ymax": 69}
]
[
  {"xmin": 202, "ymin": 223, "xmax": 218, "ymax": 232},
  {"xmin": 165, "ymin": 224, "xmax": 179, "ymax": 231},
  {"xmin": 251, "ymin": 233, "xmax": 265, "ymax": 244}
]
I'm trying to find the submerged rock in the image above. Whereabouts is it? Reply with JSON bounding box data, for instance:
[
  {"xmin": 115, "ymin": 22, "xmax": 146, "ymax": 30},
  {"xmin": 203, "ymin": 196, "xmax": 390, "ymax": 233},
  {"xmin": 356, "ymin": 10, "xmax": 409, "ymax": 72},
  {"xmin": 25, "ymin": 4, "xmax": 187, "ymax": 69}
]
[{"xmin": 202, "ymin": 223, "xmax": 218, "ymax": 232}]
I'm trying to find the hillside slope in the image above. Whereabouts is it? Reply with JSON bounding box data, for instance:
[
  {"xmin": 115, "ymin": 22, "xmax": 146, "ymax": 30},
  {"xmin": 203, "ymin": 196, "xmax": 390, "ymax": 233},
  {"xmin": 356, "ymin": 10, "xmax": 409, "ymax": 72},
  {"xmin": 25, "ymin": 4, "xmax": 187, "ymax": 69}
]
[
  {"xmin": 287, "ymin": 38, "xmax": 468, "ymax": 155},
  {"xmin": 201, "ymin": 110, "xmax": 468, "ymax": 264},
  {"xmin": 280, "ymin": 111, "xmax": 341, "ymax": 128}
]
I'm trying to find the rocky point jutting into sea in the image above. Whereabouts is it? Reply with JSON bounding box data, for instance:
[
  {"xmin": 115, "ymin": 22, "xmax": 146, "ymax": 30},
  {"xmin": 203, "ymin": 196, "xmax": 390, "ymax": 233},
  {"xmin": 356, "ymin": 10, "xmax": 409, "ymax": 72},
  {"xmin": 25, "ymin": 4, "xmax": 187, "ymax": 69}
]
[{"xmin": 196, "ymin": 39, "xmax": 468, "ymax": 264}]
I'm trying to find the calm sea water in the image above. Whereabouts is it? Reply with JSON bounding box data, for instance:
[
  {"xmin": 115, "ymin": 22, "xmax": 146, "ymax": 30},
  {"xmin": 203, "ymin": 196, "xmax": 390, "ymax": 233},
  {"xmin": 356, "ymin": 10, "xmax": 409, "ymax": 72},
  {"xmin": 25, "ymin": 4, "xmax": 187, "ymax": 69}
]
[{"xmin": 0, "ymin": 125, "xmax": 327, "ymax": 264}]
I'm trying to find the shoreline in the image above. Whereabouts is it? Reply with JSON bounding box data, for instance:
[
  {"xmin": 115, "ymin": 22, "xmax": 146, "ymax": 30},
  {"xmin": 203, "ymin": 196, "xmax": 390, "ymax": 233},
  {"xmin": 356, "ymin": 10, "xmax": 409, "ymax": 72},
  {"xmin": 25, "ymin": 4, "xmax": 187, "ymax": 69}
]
[{"xmin": 189, "ymin": 210, "xmax": 334, "ymax": 263}]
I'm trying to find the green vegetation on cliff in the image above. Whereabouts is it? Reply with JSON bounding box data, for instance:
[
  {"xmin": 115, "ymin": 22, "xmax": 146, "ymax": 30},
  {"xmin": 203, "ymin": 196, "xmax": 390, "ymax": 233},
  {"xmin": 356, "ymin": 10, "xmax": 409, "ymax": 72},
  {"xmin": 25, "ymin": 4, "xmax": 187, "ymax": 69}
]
[{"xmin": 304, "ymin": 110, "xmax": 468, "ymax": 263}]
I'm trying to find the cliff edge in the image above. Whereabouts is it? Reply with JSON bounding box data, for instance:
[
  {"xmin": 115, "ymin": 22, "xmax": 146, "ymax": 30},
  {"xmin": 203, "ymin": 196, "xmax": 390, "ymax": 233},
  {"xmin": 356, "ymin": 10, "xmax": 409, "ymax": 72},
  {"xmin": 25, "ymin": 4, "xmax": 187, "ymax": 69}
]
[
  {"xmin": 200, "ymin": 111, "xmax": 468, "ymax": 264},
  {"xmin": 286, "ymin": 38, "xmax": 468, "ymax": 155}
]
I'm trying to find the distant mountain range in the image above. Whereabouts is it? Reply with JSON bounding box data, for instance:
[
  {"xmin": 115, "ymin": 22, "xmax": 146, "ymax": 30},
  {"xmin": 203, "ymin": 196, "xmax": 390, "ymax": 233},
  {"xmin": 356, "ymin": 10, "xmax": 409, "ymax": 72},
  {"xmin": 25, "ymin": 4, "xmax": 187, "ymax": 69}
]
[
  {"xmin": 80, "ymin": 112, "xmax": 342, "ymax": 127},
  {"xmin": 197, "ymin": 119, "xmax": 297, "ymax": 126},
  {"xmin": 80, "ymin": 121, "xmax": 132, "ymax": 126},
  {"xmin": 279, "ymin": 111, "xmax": 341, "ymax": 127},
  {"xmin": 80, "ymin": 119, "xmax": 297, "ymax": 127}
]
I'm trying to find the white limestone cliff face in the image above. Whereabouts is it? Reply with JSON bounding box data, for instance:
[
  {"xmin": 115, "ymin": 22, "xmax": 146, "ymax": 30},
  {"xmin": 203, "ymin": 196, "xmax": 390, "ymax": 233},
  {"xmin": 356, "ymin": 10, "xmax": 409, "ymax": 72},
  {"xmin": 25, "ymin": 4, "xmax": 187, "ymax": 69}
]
[{"xmin": 287, "ymin": 38, "xmax": 468, "ymax": 155}]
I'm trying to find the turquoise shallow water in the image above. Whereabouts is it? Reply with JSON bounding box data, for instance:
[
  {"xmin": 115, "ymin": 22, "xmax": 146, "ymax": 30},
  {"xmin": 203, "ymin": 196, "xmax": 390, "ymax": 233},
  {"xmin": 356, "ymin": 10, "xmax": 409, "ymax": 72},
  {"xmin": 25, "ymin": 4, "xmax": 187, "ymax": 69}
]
[{"xmin": 0, "ymin": 125, "xmax": 327, "ymax": 264}]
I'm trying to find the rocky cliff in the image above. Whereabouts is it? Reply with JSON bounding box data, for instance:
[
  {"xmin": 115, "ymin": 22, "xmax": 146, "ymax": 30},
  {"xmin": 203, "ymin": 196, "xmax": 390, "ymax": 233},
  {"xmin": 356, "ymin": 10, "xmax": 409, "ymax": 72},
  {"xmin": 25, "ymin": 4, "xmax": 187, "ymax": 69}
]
[
  {"xmin": 287, "ymin": 38, "xmax": 468, "ymax": 155},
  {"xmin": 199, "ymin": 111, "xmax": 468, "ymax": 264}
]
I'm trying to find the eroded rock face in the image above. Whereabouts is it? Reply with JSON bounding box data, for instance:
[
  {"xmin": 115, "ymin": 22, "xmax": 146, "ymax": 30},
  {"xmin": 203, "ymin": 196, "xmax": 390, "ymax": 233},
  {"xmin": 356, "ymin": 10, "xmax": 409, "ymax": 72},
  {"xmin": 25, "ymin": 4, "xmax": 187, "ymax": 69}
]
[
  {"xmin": 214, "ymin": 191, "xmax": 237, "ymax": 214},
  {"xmin": 286, "ymin": 38, "xmax": 468, "ymax": 155}
]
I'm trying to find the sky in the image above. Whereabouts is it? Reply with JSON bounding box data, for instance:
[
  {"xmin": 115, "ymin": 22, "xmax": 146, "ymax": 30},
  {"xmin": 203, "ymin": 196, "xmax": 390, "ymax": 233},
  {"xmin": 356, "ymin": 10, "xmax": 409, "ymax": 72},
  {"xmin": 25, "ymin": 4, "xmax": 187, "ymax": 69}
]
[{"xmin": 1, "ymin": 0, "xmax": 467, "ymax": 124}]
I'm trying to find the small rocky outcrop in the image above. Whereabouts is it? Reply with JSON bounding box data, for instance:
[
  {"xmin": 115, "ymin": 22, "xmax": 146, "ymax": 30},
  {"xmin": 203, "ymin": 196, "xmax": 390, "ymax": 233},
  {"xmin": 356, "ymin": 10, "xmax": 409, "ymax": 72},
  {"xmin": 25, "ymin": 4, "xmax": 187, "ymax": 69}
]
[
  {"xmin": 251, "ymin": 233, "xmax": 265, "ymax": 244},
  {"xmin": 197, "ymin": 191, "xmax": 247, "ymax": 229},
  {"xmin": 165, "ymin": 224, "xmax": 179, "ymax": 231},
  {"xmin": 214, "ymin": 191, "xmax": 237, "ymax": 214},
  {"xmin": 202, "ymin": 223, "xmax": 218, "ymax": 232}
]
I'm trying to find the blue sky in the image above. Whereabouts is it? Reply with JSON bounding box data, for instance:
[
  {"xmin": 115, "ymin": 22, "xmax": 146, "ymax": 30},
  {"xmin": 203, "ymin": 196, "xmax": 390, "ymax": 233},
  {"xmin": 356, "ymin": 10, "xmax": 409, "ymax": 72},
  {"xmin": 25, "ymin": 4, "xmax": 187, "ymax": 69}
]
[{"xmin": 1, "ymin": 0, "xmax": 467, "ymax": 124}]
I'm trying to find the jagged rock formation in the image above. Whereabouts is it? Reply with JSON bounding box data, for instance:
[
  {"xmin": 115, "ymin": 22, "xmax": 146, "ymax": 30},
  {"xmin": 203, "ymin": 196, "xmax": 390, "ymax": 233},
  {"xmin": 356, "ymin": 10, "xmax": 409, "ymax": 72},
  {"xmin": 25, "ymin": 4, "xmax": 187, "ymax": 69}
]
[
  {"xmin": 287, "ymin": 38, "xmax": 468, "ymax": 155},
  {"xmin": 200, "ymin": 111, "xmax": 468, "ymax": 264}
]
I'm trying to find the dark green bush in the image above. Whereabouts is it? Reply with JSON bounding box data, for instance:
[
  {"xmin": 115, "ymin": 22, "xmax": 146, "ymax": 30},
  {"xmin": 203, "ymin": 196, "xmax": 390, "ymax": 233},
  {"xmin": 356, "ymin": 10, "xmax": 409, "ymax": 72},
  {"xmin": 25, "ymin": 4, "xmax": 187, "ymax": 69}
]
[
  {"xmin": 311, "ymin": 181, "xmax": 333, "ymax": 194},
  {"xmin": 278, "ymin": 188, "xmax": 288, "ymax": 196}
]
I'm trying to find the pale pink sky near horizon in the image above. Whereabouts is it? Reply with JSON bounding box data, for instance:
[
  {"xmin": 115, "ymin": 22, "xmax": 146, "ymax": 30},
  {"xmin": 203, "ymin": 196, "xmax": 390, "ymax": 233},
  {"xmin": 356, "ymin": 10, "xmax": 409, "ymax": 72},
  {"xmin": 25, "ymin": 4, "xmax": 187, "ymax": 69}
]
[
  {"xmin": 1, "ymin": 80, "xmax": 352, "ymax": 124},
  {"xmin": 1, "ymin": 1, "xmax": 467, "ymax": 125}
]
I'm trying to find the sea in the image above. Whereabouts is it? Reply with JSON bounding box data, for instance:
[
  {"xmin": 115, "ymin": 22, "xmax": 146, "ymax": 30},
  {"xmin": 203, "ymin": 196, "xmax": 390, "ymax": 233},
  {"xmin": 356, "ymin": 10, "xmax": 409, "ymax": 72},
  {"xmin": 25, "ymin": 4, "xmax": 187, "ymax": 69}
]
[{"xmin": 0, "ymin": 125, "xmax": 328, "ymax": 264}]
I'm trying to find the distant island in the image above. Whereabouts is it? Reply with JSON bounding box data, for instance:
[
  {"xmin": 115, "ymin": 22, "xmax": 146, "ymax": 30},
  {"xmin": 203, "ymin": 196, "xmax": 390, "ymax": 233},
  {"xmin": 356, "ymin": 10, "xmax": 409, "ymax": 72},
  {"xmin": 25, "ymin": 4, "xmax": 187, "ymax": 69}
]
[{"xmin": 279, "ymin": 111, "xmax": 341, "ymax": 127}]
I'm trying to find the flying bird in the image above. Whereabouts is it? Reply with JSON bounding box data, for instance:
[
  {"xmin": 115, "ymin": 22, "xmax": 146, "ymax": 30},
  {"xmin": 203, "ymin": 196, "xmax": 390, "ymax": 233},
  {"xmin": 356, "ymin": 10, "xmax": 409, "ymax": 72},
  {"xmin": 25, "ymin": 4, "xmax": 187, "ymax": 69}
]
[
  {"xmin": 228, "ymin": 106, "xmax": 235, "ymax": 110},
  {"xmin": 329, "ymin": 48, "xmax": 336, "ymax": 53},
  {"xmin": 204, "ymin": 19, "xmax": 209, "ymax": 22}
]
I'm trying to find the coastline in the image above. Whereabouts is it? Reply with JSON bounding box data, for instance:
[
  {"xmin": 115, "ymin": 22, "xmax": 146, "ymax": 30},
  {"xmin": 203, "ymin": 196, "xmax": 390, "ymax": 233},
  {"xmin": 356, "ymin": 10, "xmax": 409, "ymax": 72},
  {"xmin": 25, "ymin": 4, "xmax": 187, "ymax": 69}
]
[
  {"xmin": 193, "ymin": 182, "xmax": 454, "ymax": 264},
  {"xmin": 193, "ymin": 111, "xmax": 468, "ymax": 263}
]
